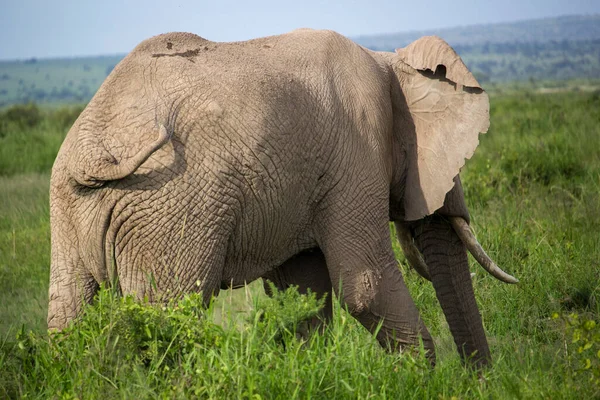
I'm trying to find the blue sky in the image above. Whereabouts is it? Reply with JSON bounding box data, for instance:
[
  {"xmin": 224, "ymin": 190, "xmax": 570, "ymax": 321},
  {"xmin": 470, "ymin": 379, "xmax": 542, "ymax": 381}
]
[{"xmin": 1, "ymin": 0, "xmax": 599, "ymax": 60}]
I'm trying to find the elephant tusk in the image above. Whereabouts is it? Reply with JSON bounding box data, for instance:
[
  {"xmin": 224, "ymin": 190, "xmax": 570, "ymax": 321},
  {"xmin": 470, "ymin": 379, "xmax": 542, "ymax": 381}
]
[
  {"xmin": 394, "ymin": 222, "xmax": 431, "ymax": 281},
  {"xmin": 449, "ymin": 217, "xmax": 519, "ymax": 284}
]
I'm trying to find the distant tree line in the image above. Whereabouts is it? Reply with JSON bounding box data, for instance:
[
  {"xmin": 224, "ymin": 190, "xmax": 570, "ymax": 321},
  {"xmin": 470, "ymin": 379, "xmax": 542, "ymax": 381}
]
[
  {"xmin": 3, "ymin": 84, "xmax": 91, "ymax": 107},
  {"xmin": 454, "ymin": 39, "xmax": 600, "ymax": 57},
  {"xmin": 461, "ymin": 39, "xmax": 600, "ymax": 83},
  {"xmin": 0, "ymin": 103, "xmax": 84, "ymax": 137}
]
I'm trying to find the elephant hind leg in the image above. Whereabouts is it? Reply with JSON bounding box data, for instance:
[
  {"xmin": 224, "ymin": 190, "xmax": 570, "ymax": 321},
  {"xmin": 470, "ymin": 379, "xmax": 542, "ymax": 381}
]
[
  {"xmin": 48, "ymin": 266, "xmax": 98, "ymax": 331},
  {"xmin": 262, "ymin": 248, "xmax": 333, "ymax": 330}
]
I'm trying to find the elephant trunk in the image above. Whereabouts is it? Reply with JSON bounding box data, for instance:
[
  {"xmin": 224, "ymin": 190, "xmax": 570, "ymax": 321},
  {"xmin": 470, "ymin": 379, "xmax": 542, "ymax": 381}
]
[{"xmin": 412, "ymin": 216, "xmax": 491, "ymax": 367}]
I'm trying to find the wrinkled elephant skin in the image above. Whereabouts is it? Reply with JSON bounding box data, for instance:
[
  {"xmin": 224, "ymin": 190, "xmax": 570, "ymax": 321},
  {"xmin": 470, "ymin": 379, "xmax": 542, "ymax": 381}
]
[{"xmin": 48, "ymin": 29, "xmax": 510, "ymax": 367}]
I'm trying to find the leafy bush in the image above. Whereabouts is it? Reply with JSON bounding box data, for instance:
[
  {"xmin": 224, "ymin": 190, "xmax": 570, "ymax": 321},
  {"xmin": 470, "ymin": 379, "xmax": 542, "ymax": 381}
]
[
  {"xmin": 0, "ymin": 285, "xmax": 326, "ymax": 398},
  {"xmin": 255, "ymin": 281, "xmax": 326, "ymax": 341},
  {"xmin": 554, "ymin": 312, "xmax": 600, "ymax": 393},
  {"xmin": 4, "ymin": 287, "xmax": 225, "ymax": 396},
  {"xmin": 0, "ymin": 104, "xmax": 42, "ymax": 137},
  {"xmin": 1, "ymin": 103, "xmax": 42, "ymax": 128}
]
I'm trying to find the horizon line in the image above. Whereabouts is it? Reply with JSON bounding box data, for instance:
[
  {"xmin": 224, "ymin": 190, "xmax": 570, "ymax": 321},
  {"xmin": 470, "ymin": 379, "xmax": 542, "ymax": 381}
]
[{"xmin": 1, "ymin": 13, "xmax": 597, "ymax": 63}]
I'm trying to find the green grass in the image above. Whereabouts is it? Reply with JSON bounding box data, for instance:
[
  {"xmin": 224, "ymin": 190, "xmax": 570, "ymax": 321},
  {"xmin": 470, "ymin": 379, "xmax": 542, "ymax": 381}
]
[
  {"xmin": 0, "ymin": 103, "xmax": 84, "ymax": 175},
  {"xmin": 1, "ymin": 286, "xmax": 479, "ymax": 399},
  {"xmin": 0, "ymin": 174, "xmax": 51, "ymax": 336},
  {"xmin": 1, "ymin": 90, "xmax": 599, "ymax": 398}
]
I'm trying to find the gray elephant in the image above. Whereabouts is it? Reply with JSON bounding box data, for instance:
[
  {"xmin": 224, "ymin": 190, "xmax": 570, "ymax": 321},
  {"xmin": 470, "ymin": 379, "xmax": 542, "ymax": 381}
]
[{"xmin": 48, "ymin": 29, "xmax": 517, "ymax": 367}]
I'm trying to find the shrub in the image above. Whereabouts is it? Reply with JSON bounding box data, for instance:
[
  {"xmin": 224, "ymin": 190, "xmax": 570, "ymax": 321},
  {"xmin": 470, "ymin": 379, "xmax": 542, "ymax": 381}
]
[
  {"xmin": 0, "ymin": 104, "xmax": 42, "ymax": 137},
  {"xmin": 554, "ymin": 312, "xmax": 600, "ymax": 393},
  {"xmin": 48, "ymin": 105, "xmax": 84, "ymax": 131},
  {"xmin": 255, "ymin": 281, "xmax": 325, "ymax": 340},
  {"xmin": 1, "ymin": 103, "xmax": 42, "ymax": 128},
  {"xmin": 0, "ymin": 285, "xmax": 324, "ymax": 398}
]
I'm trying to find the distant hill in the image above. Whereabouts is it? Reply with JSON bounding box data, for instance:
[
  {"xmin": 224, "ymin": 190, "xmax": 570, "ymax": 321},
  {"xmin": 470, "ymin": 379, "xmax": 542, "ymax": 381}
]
[
  {"xmin": 354, "ymin": 14, "xmax": 600, "ymax": 85},
  {"xmin": 354, "ymin": 15, "xmax": 600, "ymax": 49},
  {"xmin": 1, "ymin": 15, "xmax": 599, "ymax": 106}
]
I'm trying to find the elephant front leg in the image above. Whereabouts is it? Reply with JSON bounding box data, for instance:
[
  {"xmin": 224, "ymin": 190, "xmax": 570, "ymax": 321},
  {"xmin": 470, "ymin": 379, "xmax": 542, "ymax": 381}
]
[
  {"xmin": 262, "ymin": 248, "xmax": 333, "ymax": 332},
  {"xmin": 315, "ymin": 205, "xmax": 436, "ymax": 364},
  {"xmin": 335, "ymin": 260, "xmax": 435, "ymax": 364}
]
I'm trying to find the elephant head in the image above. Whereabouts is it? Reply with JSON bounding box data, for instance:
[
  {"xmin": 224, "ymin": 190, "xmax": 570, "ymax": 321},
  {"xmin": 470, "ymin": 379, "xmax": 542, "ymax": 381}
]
[{"xmin": 380, "ymin": 37, "xmax": 518, "ymax": 366}]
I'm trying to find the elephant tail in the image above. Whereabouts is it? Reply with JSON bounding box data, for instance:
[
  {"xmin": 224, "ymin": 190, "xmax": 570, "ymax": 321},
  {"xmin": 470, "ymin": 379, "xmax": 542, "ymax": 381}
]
[{"xmin": 68, "ymin": 125, "xmax": 172, "ymax": 188}]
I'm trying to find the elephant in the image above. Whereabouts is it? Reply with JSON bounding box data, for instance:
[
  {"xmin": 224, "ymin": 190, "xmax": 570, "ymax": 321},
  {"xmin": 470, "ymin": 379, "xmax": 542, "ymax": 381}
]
[{"xmin": 47, "ymin": 29, "xmax": 518, "ymax": 367}]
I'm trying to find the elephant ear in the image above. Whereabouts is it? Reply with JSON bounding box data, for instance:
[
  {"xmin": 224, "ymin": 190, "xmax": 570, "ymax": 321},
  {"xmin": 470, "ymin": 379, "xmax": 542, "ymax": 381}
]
[{"xmin": 393, "ymin": 36, "xmax": 489, "ymax": 221}]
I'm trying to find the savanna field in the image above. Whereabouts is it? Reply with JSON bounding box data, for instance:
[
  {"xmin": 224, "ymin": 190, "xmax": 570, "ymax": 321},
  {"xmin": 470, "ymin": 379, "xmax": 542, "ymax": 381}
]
[{"xmin": 0, "ymin": 91, "xmax": 599, "ymax": 398}]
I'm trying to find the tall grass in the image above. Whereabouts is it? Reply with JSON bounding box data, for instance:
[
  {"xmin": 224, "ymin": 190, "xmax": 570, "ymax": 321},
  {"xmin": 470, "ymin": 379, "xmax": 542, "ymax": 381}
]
[{"xmin": 0, "ymin": 91, "xmax": 599, "ymax": 398}]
